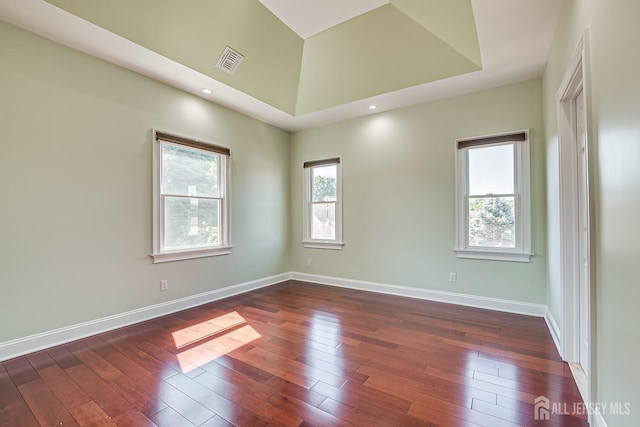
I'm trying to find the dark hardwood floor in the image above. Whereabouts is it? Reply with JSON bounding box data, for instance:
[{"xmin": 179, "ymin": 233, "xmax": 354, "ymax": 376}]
[{"xmin": 0, "ymin": 280, "xmax": 587, "ymax": 426}]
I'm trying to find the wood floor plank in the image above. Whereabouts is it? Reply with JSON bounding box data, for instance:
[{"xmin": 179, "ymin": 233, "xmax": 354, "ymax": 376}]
[
  {"xmin": 149, "ymin": 406, "xmax": 197, "ymax": 427},
  {"xmin": 318, "ymin": 397, "xmax": 407, "ymax": 427},
  {"xmin": 18, "ymin": 378, "xmax": 80, "ymax": 427},
  {"xmin": 213, "ymin": 354, "xmax": 274, "ymax": 383},
  {"xmin": 103, "ymin": 350, "xmax": 156, "ymax": 384},
  {"xmin": 264, "ymin": 375, "xmax": 328, "ymax": 408},
  {"xmin": 81, "ymin": 334, "xmax": 118, "ymax": 358},
  {"xmin": 130, "ymin": 333, "xmax": 204, "ymax": 377},
  {"xmin": 472, "ymin": 397, "xmax": 586, "ymax": 427},
  {"xmin": 66, "ymin": 340, "xmax": 168, "ymax": 416},
  {"xmin": 268, "ymin": 392, "xmax": 349, "ymax": 427},
  {"xmin": 312, "ymin": 381, "xmax": 430, "ymax": 427},
  {"xmin": 69, "ymin": 400, "xmax": 118, "ymax": 426},
  {"xmin": 37, "ymin": 363, "xmax": 91, "ymax": 410},
  {"xmin": 192, "ymin": 370, "xmax": 307, "ymax": 425},
  {"xmin": 409, "ymin": 398, "xmax": 520, "ymax": 427},
  {"xmin": 25, "ymin": 350, "xmax": 56, "ymax": 371},
  {"xmin": 339, "ymin": 379, "xmax": 413, "ymax": 413},
  {"xmin": 165, "ymin": 372, "xmax": 272, "ymax": 426},
  {"xmin": 153, "ymin": 380, "xmax": 217, "ymax": 426},
  {"xmin": 101, "ymin": 351, "xmax": 171, "ymax": 417},
  {"xmin": 199, "ymin": 359, "xmax": 274, "ymax": 400},
  {"xmin": 113, "ymin": 409, "xmax": 159, "ymax": 427},
  {"xmin": 227, "ymin": 347, "xmax": 317, "ymax": 389},
  {"xmin": 66, "ymin": 341, "xmax": 124, "ymax": 382},
  {"xmin": 65, "ymin": 364, "xmax": 132, "ymax": 419},
  {"xmin": 199, "ymin": 415, "xmax": 235, "ymax": 427},
  {"xmin": 109, "ymin": 370, "xmax": 168, "ymax": 416},
  {"xmin": 250, "ymin": 346, "xmax": 346, "ymax": 387},
  {"xmin": 495, "ymin": 394, "xmax": 588, "ymax": 426},
  {"xmin": 3, "ymin": 356, "xmax": 40, "ymax": 386},
  {"xmin": 0, "ymin": 363, "xmax": 39, "ymax": 426},
  {"xmin": 0, "ymin": 281, "xmax": 588, "ymax": 427},
  {"xmin": 100, "ymin": 331, "xmax": 179, "ymax": 380},
  {"xmin": 359, "ymin": 363, "xmax": 501, "ymax": 410},
  {"xmin": 47, "ymin": 345, "xmax": 83, "ymax": 369}
]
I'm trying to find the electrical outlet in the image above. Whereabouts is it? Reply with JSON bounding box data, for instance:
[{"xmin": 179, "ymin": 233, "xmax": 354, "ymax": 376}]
[
  {"xmin": 160, "ymin": 279, "xmax": 168, "ymax": 291},
  {"xmin": 449, "ymin": 272, "xmax": 457, "ymax": 283},
  {"xmin": 306, "ymin": 259, "xmax": 312, "ymax": 267}
]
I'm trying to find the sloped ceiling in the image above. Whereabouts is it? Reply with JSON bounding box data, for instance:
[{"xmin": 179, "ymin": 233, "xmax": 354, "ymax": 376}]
[
  {"xmin": 0, "ymin": 0, "xmax": 563, "ymax": 130},
  {"xmin": 295, "ymin": 4, "xmax": 480, "ymax": 115}
]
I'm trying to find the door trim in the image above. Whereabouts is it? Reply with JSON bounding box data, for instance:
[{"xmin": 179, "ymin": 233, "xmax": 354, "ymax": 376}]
[{"xmin": 556, "ymin": 29, "xmax": 594, "ymax": 409}]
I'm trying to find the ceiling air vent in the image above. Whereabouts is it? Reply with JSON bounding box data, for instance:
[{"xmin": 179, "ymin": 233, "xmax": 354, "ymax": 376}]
[{"xmin": 216, "ymin": 46, "xmax": 244, "ymax": 75}]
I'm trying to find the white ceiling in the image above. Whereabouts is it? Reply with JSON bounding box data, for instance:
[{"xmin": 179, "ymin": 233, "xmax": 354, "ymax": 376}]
[
  {"xmin": 258, "ymin": 0, "xmax": 389, "ymax": 39},
  {"xmin": 0, "ymin": 0, "xmax": 563, "ymax": 132}
]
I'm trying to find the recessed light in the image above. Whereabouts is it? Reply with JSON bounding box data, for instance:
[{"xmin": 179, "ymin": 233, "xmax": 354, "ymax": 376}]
[
  {"xmin": 368, "ymin": 105, "xmax": 377, "ymax": 110},
  {"xmin": 201, "ymin": 88, "xmax": 213, "ymax": 94}
]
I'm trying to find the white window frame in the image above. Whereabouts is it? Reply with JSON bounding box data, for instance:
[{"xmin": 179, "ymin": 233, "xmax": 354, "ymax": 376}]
[
  {"xmin": 302, "ymin": 158, "xmax": 344, "ymax": 250},
  {"xmin": 454, "ymin": 130, "xmax": 532, "ymax": 262},
  {"xmin": 151, "ymin": 130, "xmax": 232, "ymax": 263}
]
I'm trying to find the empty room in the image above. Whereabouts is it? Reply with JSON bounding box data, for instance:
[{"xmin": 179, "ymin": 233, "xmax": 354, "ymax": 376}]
[{"xmin": 0, "ymin": 0, "xmax": 638, "ymax": 426}]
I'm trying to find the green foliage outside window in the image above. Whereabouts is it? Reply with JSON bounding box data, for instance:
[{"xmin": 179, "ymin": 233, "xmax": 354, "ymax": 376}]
[
  {"xmin": 469, "ymin": 197, "xmax": 515, "ymax": 248},
  {"xmin": 312, "ymin": 176, "xmax": 336, "ymax": 202}
]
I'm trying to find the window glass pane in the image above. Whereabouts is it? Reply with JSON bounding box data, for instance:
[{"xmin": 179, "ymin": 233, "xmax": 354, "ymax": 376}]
[
  {"xmin": 312, "ymin": 165, "xmax": 337, "ymax": 202},
  {"xmin": 311, "ymin": 202, "xmax": 336, "ymax": 240},
  {"xmin": 468, "ymin": 196, "xmax": 515, "ymax": 248},
  {"xmin": 468, "ymin": 144, "xmax": 514, "ymax": 195},
  {"xmin": 162, "ymin": 143, "xmax": 219, "ymax": 197},
  {"xmin": 164, "ymin": 197, "xmax": 220, "ymax": 249}
]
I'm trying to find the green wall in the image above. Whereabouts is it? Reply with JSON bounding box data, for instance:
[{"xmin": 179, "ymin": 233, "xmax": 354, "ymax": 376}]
[
  {"xmin": 0, "ymin": 21, "xmax": 290, "ymax": 342},
  {"xmin": 290, "ymin": 79, "xmax": 547, "ymax": 304},
  {"xmin": 543, "ymin": 0, "xmax": 640, "ymax": 425}
]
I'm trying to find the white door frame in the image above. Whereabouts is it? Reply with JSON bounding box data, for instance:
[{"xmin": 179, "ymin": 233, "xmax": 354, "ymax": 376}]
[{"xmin": 556, "ymin": 30, "xmax": 594, "ymax": 404}]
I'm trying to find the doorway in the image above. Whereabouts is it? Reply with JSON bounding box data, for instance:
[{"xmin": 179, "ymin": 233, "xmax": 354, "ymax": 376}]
[
  {"xmin": 557, "ymin": 31, "xmax": 593, "ymax": 406},
  {"xmin": 575, "ymin": 89, "xmax": 590, "ymax": 374}
]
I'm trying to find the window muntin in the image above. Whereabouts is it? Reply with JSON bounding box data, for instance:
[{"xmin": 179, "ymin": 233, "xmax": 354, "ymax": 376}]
[
  {"xmin": 455, "ymin": 131, "xmax": 531, "ymax": 262},
  {"xmin": 152, "ymin": 131, "xmax": 231, "ymax": 263},
  {"xmin": 303, "ymin": 158, "xmax": 344, "ymax": 249}
]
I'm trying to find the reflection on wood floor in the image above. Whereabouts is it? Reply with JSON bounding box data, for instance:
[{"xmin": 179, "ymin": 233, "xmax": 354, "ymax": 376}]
[{"xmin": 0, "ymin": 280, "xmax": 587, "ymax": 426}]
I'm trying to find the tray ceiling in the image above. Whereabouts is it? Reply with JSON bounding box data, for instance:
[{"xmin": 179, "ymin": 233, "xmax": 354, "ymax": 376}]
[
  {"xmin": 0, "ymin": 0, "xmax": 563, "ymax": 130},
  {"xmin": 258, "ymin": 0, "xmax": 390, "ymax": 39}
]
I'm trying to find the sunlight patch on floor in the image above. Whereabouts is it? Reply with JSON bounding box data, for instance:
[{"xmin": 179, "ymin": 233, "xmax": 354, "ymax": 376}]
[
  {"xmin": 568, "ymin": 362, "xmax": 588, "ymax": 403},
  {"xmin": 172, "ymin": 312, "xmax": 261, "ymax": 373}
]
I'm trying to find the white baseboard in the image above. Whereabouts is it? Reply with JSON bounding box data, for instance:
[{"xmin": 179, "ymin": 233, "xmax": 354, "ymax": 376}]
[
  {"xmin": 592, "ymin": 411, "xmax": 608, "ymax": 427},
  {"xmin": 0, "ymin": 271, "xmax": 552, "ymax": 362},
  {"xmin": 544, "ymin": 307, "xmax": 562, "ymax": 356},
  {"xmin": 290, "ymin": 272, "xmax": 547, "ymax": 317},
  {"xmin": 0, "ymin": 272, "xmax": 290, "ymax": 362}
]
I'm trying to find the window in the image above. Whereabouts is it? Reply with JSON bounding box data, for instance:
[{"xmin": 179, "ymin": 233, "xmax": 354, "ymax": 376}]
[
  {"xmin": 303, "ymin": 158, "xmax": 344, "ymax": 249},
  {"xmin": 151, "ymin": 130, "xmax": 231, "ymax": 263},
  {"xmin": 454, "ymin": 130, "xmax": 531, "ymax": 262}
]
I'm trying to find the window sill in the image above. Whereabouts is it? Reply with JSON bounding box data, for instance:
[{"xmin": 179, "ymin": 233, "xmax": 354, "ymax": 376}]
[
  {"xmin": 454, "ymin": 249, "xmax": 532, "ymax": 263},
  {"xmin": 151, "ymin": 246, "xmax": 232, "ymax": 263},
  {"xmin": 302, "ymin": 240, "xmax": 345, "ymax": 250}
]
